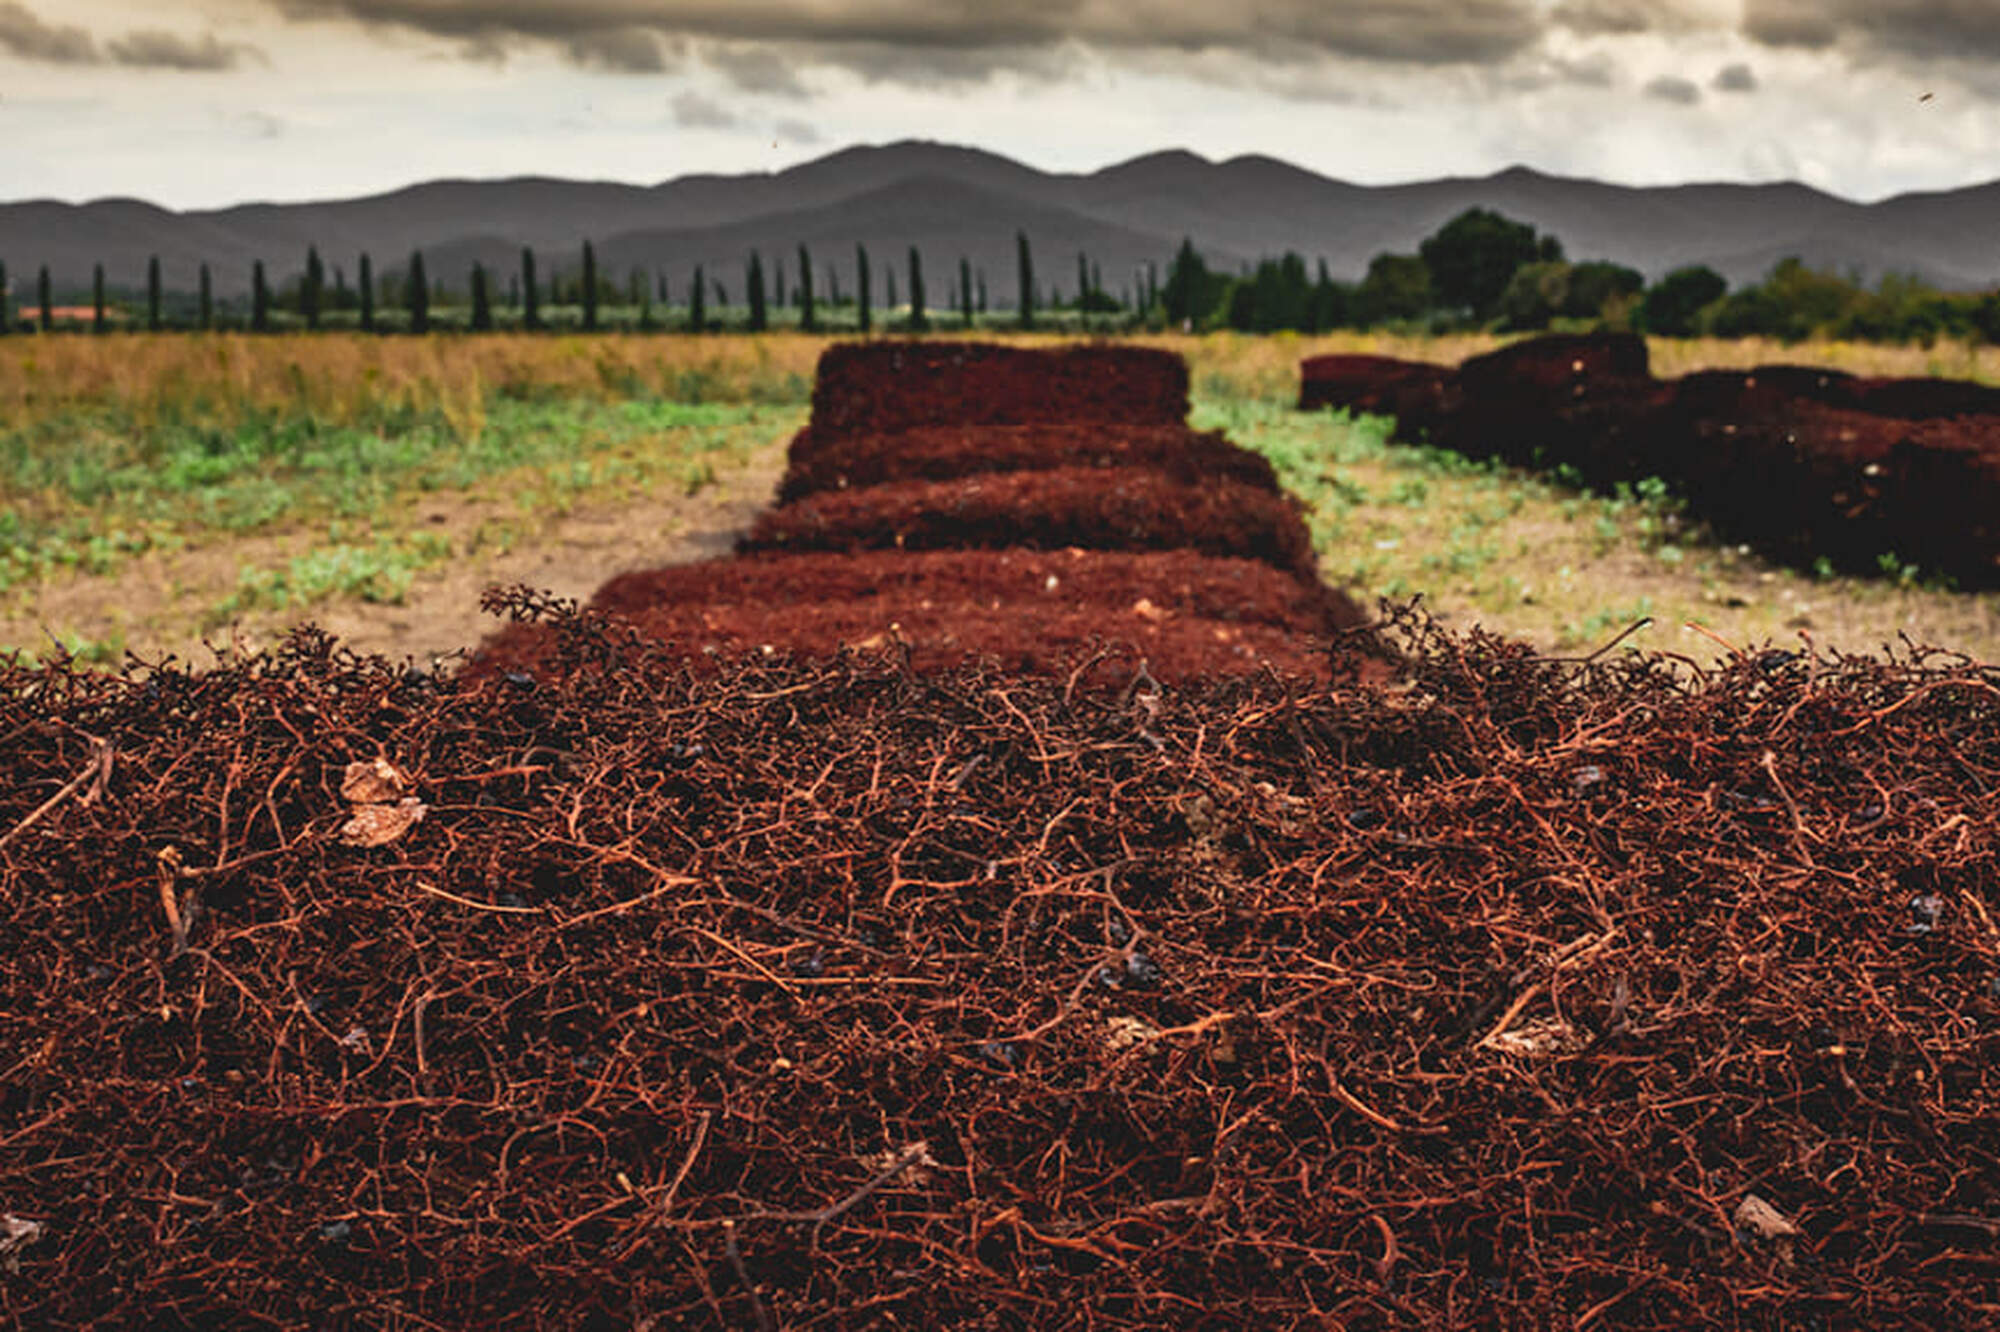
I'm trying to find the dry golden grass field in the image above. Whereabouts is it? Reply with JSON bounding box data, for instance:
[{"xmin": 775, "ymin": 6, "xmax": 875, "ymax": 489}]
[{"xmin": 2, "ymin": 330, "xmax": 1997, "ymax": 669}]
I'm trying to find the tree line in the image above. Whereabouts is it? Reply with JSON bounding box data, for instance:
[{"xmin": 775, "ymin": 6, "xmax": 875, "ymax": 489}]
[{"xmin": 4, "ymin": 217, "xmax": 1996, "ymax": 344}]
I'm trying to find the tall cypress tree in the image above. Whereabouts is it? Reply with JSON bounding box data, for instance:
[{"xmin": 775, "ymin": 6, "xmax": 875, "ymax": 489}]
[
  {"xmin": 856, "ymin": 244, "xmax": 872, "ymax": 334},
  {"xmin": 251, "ymin": 261, "xmax": 269, "ymax": 332},
  {"xmin": 357, "ymin": 253, "xmax": 374, "ymax": 332},
  {"xmin": 521, "ymin": 247, "xmax": 540, "ymax": 330},
  {"xmin": 798, "ymin": 246, "xmax": 817, "ymax": 333},
  {"xmin": 146, "ymin": 255, "xmax": 162, "ymax": 331},
  {"xmin": 774, "ymin": 258, "xmax": 785, "ymax": 310},
  {"xmin": 470, "ymin": 263, "xmax": 492, "ymax": 332},
  {"xmin": 581, "ymin": 240, "xmax": 598, "ymax": 332},
  {"xmin": 1016, "ymin": 232, "xmax": 1035, "ymax": 330},
  {"xmin": 960, "ymin": 257, "xmax": 974, "ymax": 328},
  {"xmin": 406, "ymin": 251, "xmax": 429, "ymax": 334},
  {"xmin": 0, "ymin": 260, "xmax": 9, "ymax": 334},
  {"xmin": 302, "ymin": 245, "xmax": 324, "ymax": 330},
  {"xmin": 92, "ymin": 264, "xmax": 106, "ymax": 334},
  {"xmin": 907, "ymin": 247, "xmax": 927, "ymax": 333},
  {"xmin": 689, "ymin": 264, "xmax": 706, "ymax": 332},
  {"xmin": 1077, "ymin": 252, "xmax": 1090, "ymax": 313},
  {"xmin": 37, "ymin": 265, "xmax": 51, "ymax": 332},
  {"xmin": 746, "ymin": 252, "xmax": 767, "ymax": 332},
  {"xmin": 198, "ymin": 263, "xmax": 212, "ymax": 331}
]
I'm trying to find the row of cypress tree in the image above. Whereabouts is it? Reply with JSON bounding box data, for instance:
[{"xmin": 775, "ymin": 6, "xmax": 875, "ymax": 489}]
[{"xmin": 0, "ymin": 230, "xmax": 1147, "ymax": 334}]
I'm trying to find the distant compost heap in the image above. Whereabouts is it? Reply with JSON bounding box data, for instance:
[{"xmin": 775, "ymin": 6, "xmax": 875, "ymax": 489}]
[{"xmin": 1300, "ymin": 332, "xmax": 2000, "ymax": 584}]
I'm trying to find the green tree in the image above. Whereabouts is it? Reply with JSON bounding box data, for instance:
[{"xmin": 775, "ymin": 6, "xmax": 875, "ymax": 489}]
[
  {"xmin": 406, "ymin": 251, "xmax": 429, "ymax": 334},
  {"xmin": 908, "ymin": 247, "xmax": 928, "ymax": 332},
  {"xmin": 198, "ymin": 263, "xmax": 213, "ymax": 331},
  {"xmin": 302, "ymin": 245, "xmax": 324, "ymax": 330},
  {"xmin": 37, "ymin": 265, "xmax": 51, "ymax": 332},
  {"xmin": 520, "ymin": 248, "xmax": 540, "ymax": 330},
  {"xmin": 1565, "ymin": 260, "xmax": 1644, "ymax": 319},
  {"xmin": 581, "ymin": 240, "xmax": 598, "ymax": 332},
  {"xmin": 1356, "ymin": 253, "xmax": 1434, "ymax": 324},
  {"xmin": 1162, "ymin": 238, "xmax": 1220, "ymax": 327},
  {"xmin": 470, "ymin": 262, "xmax": 493, "ymax": 332},
  {"xmin": 1311, "ymin": 264, "xmax": 1354, "ymax": 331},
  {"xmin": 1418, "ymin": 208, "xmax": 1548, "ymax": 318},
  {"xmin": 747, "ymin": 251, "xmax": 768, "ymax": 332},
  {"xmin": 1640, "ymin": 264, "xmax": 1727, "ymax": 336},
  {"xmin": 0, "ymin": 259, "xmax": 9, "ymax": 334},
  {"xmin": 856, "ymin": 244, "xmax": 872, "ymax": 333},
  {"xmin": 146, "ymin": 255, "xmax": 162, "ymax": 331},
  {"xmin": 960, "ymin": 256, "xmax": 974, "ymax": 328},
  {"xmin": 1494, "ymin": 261, "xmax": 1571, "ymax": 331},
  {"xmin": 798, "ymin": 246, "xmax": 817, "ymax": 333},
  {"xmin": 689, "ymin": 264, "xmax": 706, "ymax": 332},
  {"xmin": 1016, "ymin": 231, "xmax": 1035, "ymax": 330},
  {"xmin": 635, "ymin": 267, "xmax": 654, "ymax": 330},
  {"xmin": 92, "ymin": 263, "xmax": 106, "ymax": 334},
  {"xmin": 357, "ymin": 253, "xmax": 374, "ymax": 332},
  {"xmin": 251, "ymin": 260, "xmax": 269, "ymax": 332}
]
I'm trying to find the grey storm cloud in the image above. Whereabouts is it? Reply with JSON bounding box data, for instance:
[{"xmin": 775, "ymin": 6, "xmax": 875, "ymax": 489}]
[
  {"xmin": 1643, "ymin": 73, "xmax": 1701, "ymax": 104},
  {"xmin": 0, "ymin": 4, "xmax": 264, "ymax": 69},
  {"xmin": 107, "ymin": 31, "xmax": 263, "ymax": 71},
  {"xmin": 0, "ymin": 3, "xmax": 99, "ymax": 63},
  {"xmin": 268, "ymin": 1, "xmax": 1552, "ymax": 84},
  {"xmin": 564, "ymin": 26, "xmax": 674, "ymax": 72},
  {"xmin": 669, "ymin": 88, "xmax": 737, "ymax": 127},
  {"xmin": 706, "ymin": 44, "xmax": 809, "ymax": 98},
  {"xmin": 1550, "ymin": 2, "xmax": 1652, "ymax": 37},
  {"xmin": 1744, "ymin": 1, "xmax": 2000, "ymax": 63},
  {"xmin": 773, "ymin": 116, "xmax": 822, "ymax": 145},
  {"xmin": 1713, "ymin": 61, "xmax": 1757, "ymax": 92}
]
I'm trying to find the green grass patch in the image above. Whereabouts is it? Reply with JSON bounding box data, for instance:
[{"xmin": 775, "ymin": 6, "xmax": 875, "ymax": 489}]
[{"xmin": 0, "ymin": 397, "xmax": 794, "ymax": 592}]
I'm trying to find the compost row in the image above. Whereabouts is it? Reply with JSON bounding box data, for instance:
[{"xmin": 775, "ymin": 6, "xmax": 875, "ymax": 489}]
[
  {"xmin": 2, "ymin": 602, "xmax": 1995, "ymax": 1326},
  {"xmin": 1301, "ymin": 333, "xmax": 2000, "ymax": 582},
  {"xmin": 480, "ymin": 341, "xmax": 1365, "ymax": 684}
]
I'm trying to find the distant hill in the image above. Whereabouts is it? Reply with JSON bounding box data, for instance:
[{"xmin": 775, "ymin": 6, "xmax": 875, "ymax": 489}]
[{"xmin": 3, "ymin": 140, "xmax": 1996, "ymax": 300}]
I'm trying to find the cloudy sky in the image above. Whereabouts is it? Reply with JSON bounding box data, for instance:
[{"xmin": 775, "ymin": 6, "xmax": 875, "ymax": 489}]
[{"xmin": 4, "ymin": 1, "xmax": 1997, "ymax": 208}]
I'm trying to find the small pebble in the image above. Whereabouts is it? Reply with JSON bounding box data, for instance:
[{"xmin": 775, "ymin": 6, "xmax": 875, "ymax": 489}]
[
  {"xmin": 318, "ymin": 1221, "xmax": 352, "ymax": 1245},
  {"xmin": 977, "ymin": 1041, "xmax": 1018, "ymax": 1068},
  {"xmin": 1124, "ymin": 952, "xmax": 1164, "ymax": 988},
  {"xmin": 1907, "ymin": 893, "xmax": 1944, "ymax": 936},
  {"xmin": 1346, "ymin": 808, "xmax": 1384, "ymax": 831}
]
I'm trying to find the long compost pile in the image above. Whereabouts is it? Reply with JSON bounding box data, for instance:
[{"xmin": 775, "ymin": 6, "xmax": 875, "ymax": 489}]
[
  {"xmin": 1300, "ymin": 334, "xmax": 2000, "ymax": 585},
  {"xmin": 2, "ymin": 599, "xmax": 1998, "ymax": 1327},
  {"xmin": 477, "ymin": 342, "xmax": 1368, "ymax": 684}
]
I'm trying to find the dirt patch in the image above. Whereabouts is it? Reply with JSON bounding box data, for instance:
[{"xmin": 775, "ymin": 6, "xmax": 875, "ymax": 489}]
[{"xmin": 1, "ymin": 442, "xmax": 788, "ymax": 667}]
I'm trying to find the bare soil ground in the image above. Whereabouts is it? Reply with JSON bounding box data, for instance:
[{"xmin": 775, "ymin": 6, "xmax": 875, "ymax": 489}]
[{"xmin": 1, "ymin": 440, "xmax": 788, "ymax": 667}]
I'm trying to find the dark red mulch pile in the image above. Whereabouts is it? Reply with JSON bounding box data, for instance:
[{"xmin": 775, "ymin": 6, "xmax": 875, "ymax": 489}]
[
  {"xmin": 774, "ymin": 423, "xmax": 1281, "ymax": 505},
  {"xmin": 804, "ymin": 342, "xmax": 1189, "ymax": 443},
  {"xmin": 476, "ymin": 548, "xmax": 1366, "ymax": 685},
  {"xmin": 741, "ymin": 466, "xmax": 1319, "ymax": 581},
  {"xmin": 3, "ymin": 599, "xmax": 1997, "ymax": 1328},
  {"xmin": 1298, "ymin": 335, "xmax": 2000, "ymax": 582}
]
